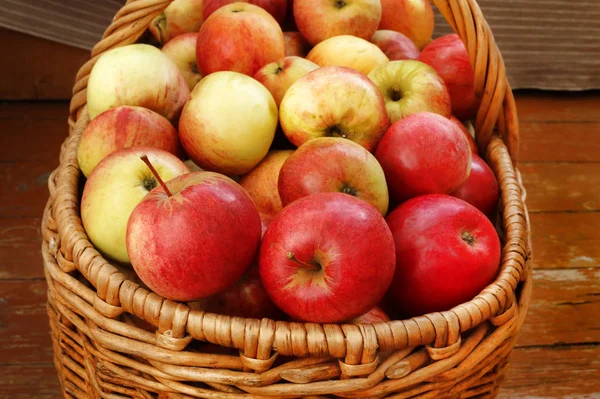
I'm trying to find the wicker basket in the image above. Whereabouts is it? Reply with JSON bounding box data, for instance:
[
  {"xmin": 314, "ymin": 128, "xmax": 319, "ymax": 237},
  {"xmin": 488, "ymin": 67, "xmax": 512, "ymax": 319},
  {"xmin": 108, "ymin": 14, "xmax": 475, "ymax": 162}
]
[{"xmin": 42, "ymin": 0, "xmax": 532, "ymax": 397}]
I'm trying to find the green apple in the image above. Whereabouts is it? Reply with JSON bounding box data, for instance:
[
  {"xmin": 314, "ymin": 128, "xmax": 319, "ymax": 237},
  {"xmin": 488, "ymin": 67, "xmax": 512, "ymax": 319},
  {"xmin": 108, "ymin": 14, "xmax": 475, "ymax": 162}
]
[{"xmin": 81, "ymin": 147, "xmax": 189, "ymax": 263}]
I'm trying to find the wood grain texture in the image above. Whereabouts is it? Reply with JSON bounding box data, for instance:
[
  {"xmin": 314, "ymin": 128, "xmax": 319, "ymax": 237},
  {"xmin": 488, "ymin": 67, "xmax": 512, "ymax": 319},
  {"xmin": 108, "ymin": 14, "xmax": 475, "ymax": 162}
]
[
  {"xmin": 0, "ymin": 161, "xmax": 55, "ymax": 218},
  {"xmin": 0, "ymin": 218, "xmax": 44, "ymax": 279},
  {"xmin": 0, "ymin": 28, "xmax": 89, "ymax": 99},
  {"xmin": 515, "ymin": 92, "xmax": 600, "ymax": 122},
  {"xmin": 520, "ymin": 122, "xmax": 600, "ymax": 162},
  {"xmin": 0, "ymin": 364, "xmax": 61, "ymax": 399},
  {"xmin": 521, "ymin": 162, "xmax": 600, "ymax": 213}
]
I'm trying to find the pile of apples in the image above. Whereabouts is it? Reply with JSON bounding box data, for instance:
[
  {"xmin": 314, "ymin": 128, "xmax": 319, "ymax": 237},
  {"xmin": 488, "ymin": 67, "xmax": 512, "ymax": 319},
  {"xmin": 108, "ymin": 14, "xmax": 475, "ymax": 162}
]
[{"xmin": 78, "ymin": 0, "xmax": 502, "ymax": 324}]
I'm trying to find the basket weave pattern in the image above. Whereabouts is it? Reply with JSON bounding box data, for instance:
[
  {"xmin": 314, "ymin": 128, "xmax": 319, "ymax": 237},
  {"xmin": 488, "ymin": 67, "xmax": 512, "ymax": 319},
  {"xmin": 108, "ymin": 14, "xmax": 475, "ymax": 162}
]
[{"xmin": 42, "ymin": 0, "xmax": 532, "ymax": 397}]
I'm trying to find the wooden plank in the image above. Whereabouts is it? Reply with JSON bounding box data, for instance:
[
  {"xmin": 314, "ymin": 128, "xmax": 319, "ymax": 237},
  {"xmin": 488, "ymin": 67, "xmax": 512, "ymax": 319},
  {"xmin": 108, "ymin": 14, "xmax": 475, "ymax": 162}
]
[
  {"xmin": 498, "ymin": 345, "xmax": 600, "ymax": 398},
  {"xmin": 519, "ymin": 122, "xmax": 600, "ymax": 162},
  {"xmin": 530, "ymin": 213, "xmax": 600, "ymax": 269},
  {"xmin": 0, "ymin": 100, "xmax": 70, "ymax": 119},
  {"xmin": 516, "ymin": 269, "xmax": 600, "ymax": 348},
  {"xmin": 0, "ymin": 218, "xmax": 44, "ymax": 280},
  {"xmin": 0, "ymin": 280, "xmax": 53, "ymax": 364},
  {"xmin": 0, "ymin": 161, "xmax": 57, "ymax": 219},
  {"xmin": 515, "ymin": 92, "xmax": 600, "ymax": 122},
  {"xmin": 0, "ymin": 28, "xmax": 88, "ymax": 99},
  {"xmin": 0, "ymin": 363, "xmax": 61, "ymax": 399},
  {"xmin": 520, "ymin": 162, "xmax": 600, "ymax": 213}
]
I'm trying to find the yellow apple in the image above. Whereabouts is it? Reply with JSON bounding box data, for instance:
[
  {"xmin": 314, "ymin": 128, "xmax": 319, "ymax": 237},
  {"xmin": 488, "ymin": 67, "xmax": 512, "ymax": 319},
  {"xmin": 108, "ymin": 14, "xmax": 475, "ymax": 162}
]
[
  {"xmin": 87, "ymin": 44, "xmax": 190, "ymax": 122},
  {"xmin": 81, "ymin": 147, "xmax": 189, "ymax": 263},
  {"xmin": 307, "ymin": 35, "xmax": 389, "ymax": 75},
  {"xmin": 179, "ymin": 71, "xmax": 278, "ymax": 175},
  {"xmin": 379, "ymin": 0, "xmax": 434, "ymax": 50},
  {"xmin": 161, "ymin": 32, "xmax": 202, "ymax": 91}
]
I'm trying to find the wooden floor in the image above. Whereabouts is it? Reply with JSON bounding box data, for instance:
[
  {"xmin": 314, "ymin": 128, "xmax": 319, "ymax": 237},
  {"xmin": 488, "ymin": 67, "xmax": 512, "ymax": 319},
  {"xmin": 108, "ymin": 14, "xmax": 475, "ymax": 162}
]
[{"xmin": 0, "ymin": 92, "xmax": 599, "ymax": 398}]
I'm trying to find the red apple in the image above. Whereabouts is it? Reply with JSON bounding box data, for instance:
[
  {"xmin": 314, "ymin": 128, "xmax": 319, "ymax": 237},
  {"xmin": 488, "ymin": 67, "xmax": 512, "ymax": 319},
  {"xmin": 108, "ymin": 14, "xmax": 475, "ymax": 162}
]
[
  {"xmin": 197, "ymin": 3, "xmax": 285, "ymax": 76},
  {"xmin": 161, "ymin": 32, "xmax": 202, "ymax": 91},
  {"xmin": 451, "ymin": 116, "xmax": 478, "ymax": 154},
  {"xmin": 188, "ymin": 263, "xmax": 283, "ymax": 319},
  {"xmin": 77, "ymin": 106, "xmax": 182, "ymax": 178},
  {"xmin": 368, "ymin": 60, "xmax": 451, "ymax": 124},
  {"xmin": 371, "ymin": 30, "xmax": 420, "ymax": 61},
  {"xmin": 378, "ymin": 0, "xmax": 434, "ymax": 50},
  {"xmin": 239, "ymin": 150, "xmax": 294, "ymax": 221},
  {"xmin": 259, "ymin": 192, "xmax": 396, "ymax": 323},
  {"xmin": 294, "ymin": 0, "xmax": 382, "ymax": 45},
  {"xmin": 375, "ymin": 112, "xmax": 472, "ymax": 202},
  {"xmin": 278, "ymin": 137, "xmax": 389, "ymax": 215},
  {"xmin": 419, "ymin": 34, "xmax": 478, "ymax": 121},
  {"xmin": 386, "ymin": 194, "xmax": 501, "ymax": 317},
  {"xmin": 202, "ymin": 0, "xmax": 289, "ymax": 24},
  {"xmin": 307, "ymin": 35, "xmax": 389, "ymax": 76},
  {"xmin": 451, "ymin": 154, "xmax": 499, "ymax": 219},
  {"xmin": 348, "ymin": 306, "xmax": 390, "ymax": 324},
  {"xmin": 254, "ymin": 56, "xmax": 319, "ymax": 106},
  {"xmin": 283, "ymin": 31, "xmax": 310, "ymax": 57},
  {"xmin": 279, "ymin": 66, "xmax": 389, "ymax": 152},
  {"xmin": 127, "ymin": 168, "xmax": 262, "ymax": 301}
]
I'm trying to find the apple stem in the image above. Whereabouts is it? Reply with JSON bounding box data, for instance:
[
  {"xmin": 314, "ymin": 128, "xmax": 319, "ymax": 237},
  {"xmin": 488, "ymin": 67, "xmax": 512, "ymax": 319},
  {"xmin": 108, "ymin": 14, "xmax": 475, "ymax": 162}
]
[
  {"xmin": 140, "ymin": 155, "xmax": 173, "ymax": 197},
  {"xmin": 286, "ymin": 252, "xmax": 321, "ymax": 271}
]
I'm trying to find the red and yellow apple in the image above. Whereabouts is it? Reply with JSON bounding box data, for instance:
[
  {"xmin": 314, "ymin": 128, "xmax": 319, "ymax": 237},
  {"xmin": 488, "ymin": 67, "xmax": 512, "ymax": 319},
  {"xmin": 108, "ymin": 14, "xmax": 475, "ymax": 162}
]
[
  {"xmin": 202, "ymin": 0, "xmax": 289, "ymax": 24},
  {"xmin": 371, "ymin": 30, "xmax": 420, "ymax": 61},
  {"xmin": 239, "ymin": 150, "xmax": 294, "ymax": 222},
  {"xmin": 451, "ymin": 116, "xmax": 478, "ymax": 154},
  {"xmin": 254, "ymin": 56, "xmax": 319, "ymax": 106},
  {"xmin": 378, "ymin": 0, "xmax": 434, "ymax": 50},
  {"xmin": 87, "ymin": 44, "xmax": 190, "ymax": 122},
  {"xmin": 81, "ymin": 147, "xmax": 189, "ymax": 263},
  {"xmin": 149, "ymin": 0, "xmax": 204, "ymax": 44},
  {"xmin": 307, "ymin": 35, "xmax": 389, "ymax": 76},
  {"xmin": 386, "ymin": 194, "xmax": 501, "ymax": 317},
  {"xmin": 161, "ymin": 32, "xmax": 202, "ymax": 91},
  {"xmin": 259, "ymin": 192, "xmax": 396, "ymax": 323},
  {"xmin": 77, "ymin": 106, "xmax": 182, "ymax": 177},
  {"xmin": 127, "ymin": 170, "xmax": 262, "ymax": 301},
  {"xmin": 179, "ymin": 71, "xmax": 278, "ymax": 175},
  {"xmin": 283, "ymin": 31, "xmax": 310, "ymax": 57},
  {"xmin": 368, "ymin": 60, "xmax": 451, "ymax": 123},
  {"xmin": 419, "ymin": 34, "xmax": 478, "ymax": 120},
  {"xmin": 197, "ymin": 3, "xmax": 285, "ymax": 76},
  {"xmin": 375, "ymin": 112, "xmax": 472, "ymax": 202},
  {"xmin": 279, "ymin": 66, "xmax": 389, "ymax": 152},
  {"xmin": 278, "ymin": 137, "xmax": 389, "ymax": 215},
  {"xmin": 294, "ymin": 0, "xmax": 382, "ymax": 45}
]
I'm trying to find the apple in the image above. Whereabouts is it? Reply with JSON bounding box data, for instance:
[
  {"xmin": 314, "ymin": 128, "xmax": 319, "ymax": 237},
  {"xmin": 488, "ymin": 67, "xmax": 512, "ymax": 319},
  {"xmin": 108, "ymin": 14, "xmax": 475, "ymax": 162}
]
[
  {"xmin": 127, "ymin": 166, "xmax": 262, "ymax": 301},
  {"xmin": 294, "ymin": 0, "xmax": 382, "ymax": 45},
  {"xmin": 283, "ymin": 31, "xmax": 310, "ymax": 57},
  {"xmin": 179, "ymin": 71, "xmax": 278, "ymax": 175},
  {"xmin": 87, "ymin": 44, "xmax": 190, "ymax": 122},
  {"xmin": 419, "ymin": 34, "xmax": 478, "ymax": 121},
  {"xmin": 149, "ymin": 0, "xmax": 204, "ymax": 44},
  {"xmin": 203, "ymin": 0, "xmax": 288, "ymax": 24},
  {"xmin": 451, "ymin": 154, "xmax": 500, "ymax": 219},
  {"xmin": 239, "ymin": 150, "xmax": 294, "ymax": 222},
  {"xmin": 149, "ymin": 0, "xmax": 288, "ymax": 44},
  {"xmin": 279, "ymin": 66, "xmax": 389, "ymax": 152},
  {"xmin": 306, "ymin": 35, "xmax": 389, "ymax": 76},
  {"xmin": 375, "ymin": 112, "xmax": 472, "ymax": 202},
  {"xmin": 451, "ymin": 116, "xmax": 478, "ymax": 154},
  {"xmin": 197, "ymin": 3, "xmax": 285, "ymax": 76},
  {"xmin": 368, "ymin": 60, "xmax": 451, "ymax": 123},
  {"xmin": 371, "ymin": 30, "xmax": 420, "ymax": 61},
  {"xmin": 378, "ymin": 0, "xmax": 435, "ymax": 50},
  {"xmin": 278, "ymin": 137, "xmax": 389, "ymax": 215},
  {"xmin": 254, "ymin": 56, "xmax": 319, "ymax": 106},
  {"xmin": 348, "ymin": 306, "xmax": 390, "ymax": 324},
  {"xmin": 187, "ymin": 263, "xmax": 283, "ymax": 319},
  {"xmin": 161, "ymin": 33, "xmax": 202, "ymax": 91},
  {"xmin": 81, "ymin": 147, "xmax": 189, "ymax": 263},
  {"xmin": 77, "ymin": 106, "xmax": 182, "ymax": 178},
  {"xmin": 386, "ymin": 194, "xmax": 501, "ymax": 317},
  {"xmin": 259, "ymin": 192, "xmax": 396, "ymax": 323}
]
